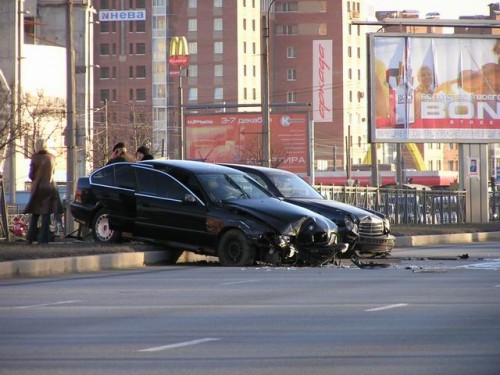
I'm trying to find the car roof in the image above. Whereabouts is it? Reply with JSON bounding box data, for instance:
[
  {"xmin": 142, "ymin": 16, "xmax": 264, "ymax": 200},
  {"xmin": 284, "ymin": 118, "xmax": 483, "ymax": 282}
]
[
  {"xmin": 142, "ymin": 159, "xmax": 247, "ymax": 175},
  {"xmin": 221, "ymin": 163, "xmax": 292, "ymax": 175}
]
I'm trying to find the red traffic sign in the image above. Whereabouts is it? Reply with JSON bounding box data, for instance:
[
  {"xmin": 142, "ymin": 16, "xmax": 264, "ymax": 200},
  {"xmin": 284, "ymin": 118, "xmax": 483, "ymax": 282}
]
[{"xmin": 169, "ymin": 55, "xmax": 189, "ymax": 66}]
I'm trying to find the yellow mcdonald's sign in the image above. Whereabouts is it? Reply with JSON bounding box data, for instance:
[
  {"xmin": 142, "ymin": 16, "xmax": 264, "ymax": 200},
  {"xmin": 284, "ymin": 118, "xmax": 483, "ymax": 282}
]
[
  {"xmin": 169, "ymin": 36, "xmax": 189, "ymax": 57},
  {"xmin": 169, "ymin": 36, "xmax": 189, "ymax": 66}
]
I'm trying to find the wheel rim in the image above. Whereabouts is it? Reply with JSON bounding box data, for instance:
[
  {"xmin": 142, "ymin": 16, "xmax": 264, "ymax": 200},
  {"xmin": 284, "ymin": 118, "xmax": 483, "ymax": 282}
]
[
  {"xmin": 95, "ymin": 214, "xmax": 114, "ymax": 241},
  {"xmin": 225, "ymin": 241, "xmax": 243, "ymax": 262}
]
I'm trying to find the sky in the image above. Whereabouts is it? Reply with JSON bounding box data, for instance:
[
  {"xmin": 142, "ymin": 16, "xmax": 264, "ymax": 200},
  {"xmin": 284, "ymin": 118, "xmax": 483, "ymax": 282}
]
[{"xmin": 364, "ymin": 0, "xmax": 494, "ymax": 20}]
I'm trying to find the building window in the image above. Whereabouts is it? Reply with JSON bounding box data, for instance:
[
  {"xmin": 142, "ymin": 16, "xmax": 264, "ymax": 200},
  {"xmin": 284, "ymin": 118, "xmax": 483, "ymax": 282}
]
[
  {"xmin": 112, "ymin": 67, "xmax": 117, "ymax": 79},
  {"xmin": 253, "ymin": 88, "xmax": 256, "ymax": 100},
  {"xmin": 100, "ymin": 67, "xmax": 110, "ymax": 79},
  {"xmin": 252, "ymin": 42, "xmax": 256, "ymax": 55},
  {"xmin": 214, "ymin": 87, "xmax": 223, "ymax": 100},
  {"xmin": 100, "ymin": 89, "xmax": 110, "ymax": 102},
  {"xmin": 112, "ymin": 89, "xmax": 116, "ymax": 101},
  {"xmin": 129, "ymin": 89, "xmax": 133, "ymax": 101},
  {"xmin": 188, "ymin": 19, "xmax": 197, "ymax": 32},
  {"xmin": 214, "ymin": 18, "xmax": 223, "ymax": 31},
  {"xmin": 136, "ymin": 89, "xmax": 146, "ymax": 101},
  {"xmin": 136, "ymin": 21, "xmax": 146, "ymax": 32},
  {"xmin": 129, "ymin": 66, "xmax": 134, "ymax": 78},
  {"xmin": 214, "ymin": 64, "xmax": 223, "ymax": 77},
  {"xmin": 243, "ymin": 65, "xmax": 247, "ymax": 76},
  {"xmin": 348, "ymin": 46, "xmax": 352, "ymax": 58},
  {"xmin": 287, "ymin": 46, "xmax": 296, "ymax": 58},
  {"xmin": 448, "ymin": 160, "xmax": 454, "ymax": 170},
  {"xmin": 188, "ymin": 0, "xmax": 197, "ymax": 8},
  {"xmin": 276, "ymin": 24, "xmax": 298, "ymax": 35},
  {"xmin": 136, "ymin": 43, "xmax": 146, "ymax": 55},
  {"xmin": 188, "ymin": 42, "xmax": 198, "ymax": 54},
  {"xmin": 189, "ymin": 64, "xmax": 198, "ymax": 77},
  {"xmin": 100, "ymin": 44, "xmax": 110, "ymax": 56},
  {"xmin": 99, "ymin": 22, "xmax": 110, "ymax": 33},
  {"xmin": 214, "ymin": 41, "xmax": 223, "ymax": 54},
  {"xmin": 243, "ymin": 42, "xmax": 247, "ymax": 53},
  {"xmin": 214, "ymin": 0, "xmax": 223, "ymax": 7},
  {"xmin": 348, "ymin": 69, "xmax": 352, "ymax": 79},
  {"xmin": 277, "ymin": 2, "xmax": 298, "ymax": 11},
  {"xmin": 154, "ymin": 84, "xmax": 166, "ymax": 98},
  {"xmin": 287, "ymin": 69, "xmax": 296, "ymax": 81},
  {"xmin": 243, "ymin": 19, "xmax": 247, "ymax": 30},
  {"xmin": 188, "ymin": 88, "xmax": 198, "ymax": 101},
  {"xmin": 136, "ymin": 65, "xmax": 146, "ymax": 78},
  {"xmin": 252, "ymin": 19, "xmax": 256, "ymax": 31},
  {"xmin": 101, "ymin": 0, "xmax": 110, "ymax": 9},
  {"xmin": 243, "ymin": 87, "xmax": 247, "ymax": 100},
  {"xmin": 287, "ymin": 91, "xmax": 296, "ymax": 103},
  {"xmin": 137, "ymin": 0, "xmax": 145, "ymax": 7},
  {"xmin": 129, "ymin": 43, "xmax": 134, "ymax": 54}
]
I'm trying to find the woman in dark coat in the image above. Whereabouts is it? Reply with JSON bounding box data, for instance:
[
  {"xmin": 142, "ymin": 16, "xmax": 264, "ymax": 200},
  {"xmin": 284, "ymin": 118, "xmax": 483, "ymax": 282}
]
[
  {"xmin": 136, "ymin": 145, "xmax": 154, "ymax": 161},
  {"xmin": 24, "ymin": 139, "xmax": 64, "ymax": 244}
]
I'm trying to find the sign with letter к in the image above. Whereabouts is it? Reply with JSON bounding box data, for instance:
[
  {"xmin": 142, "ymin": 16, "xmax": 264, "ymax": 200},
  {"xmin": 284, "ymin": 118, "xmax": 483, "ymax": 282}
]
[{"xmin": 169, "ymin": 36, "xmax": 189, "ymax": 66}]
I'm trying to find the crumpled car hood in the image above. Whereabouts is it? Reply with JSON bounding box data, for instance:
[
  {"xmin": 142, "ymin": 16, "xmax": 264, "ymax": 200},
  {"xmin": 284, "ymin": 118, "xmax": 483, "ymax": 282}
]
[
  {"xmin": 224, "ymin": 198, "xmax": 336, "ymax": 234},
  {"xmin": 286, "ymin": 198, "xmax": 383, "ymax": 221}
]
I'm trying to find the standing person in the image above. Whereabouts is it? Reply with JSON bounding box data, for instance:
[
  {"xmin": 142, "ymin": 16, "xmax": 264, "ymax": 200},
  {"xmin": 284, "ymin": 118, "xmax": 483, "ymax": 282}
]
[
  {"xmin": 106, "ymin": 142, "xmax": 136, "ymax": 165},
  {"xmin": 24, "ymin": 138, "xmax": 64, "ymax": 245},
  {"xmin": 136, "ymin": 145, "xmax": 154, "ymax": 161}
]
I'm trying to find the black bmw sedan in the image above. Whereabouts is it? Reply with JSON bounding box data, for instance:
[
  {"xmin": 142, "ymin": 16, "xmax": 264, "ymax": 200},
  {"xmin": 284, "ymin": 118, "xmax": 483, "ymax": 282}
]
[
  {"xmin": 221, "ymin": 164, "xmax": 395, "ymax": 258},
  {"xmin": 70, "ymin": 160, "xmax": 347, "ymax": 267}
]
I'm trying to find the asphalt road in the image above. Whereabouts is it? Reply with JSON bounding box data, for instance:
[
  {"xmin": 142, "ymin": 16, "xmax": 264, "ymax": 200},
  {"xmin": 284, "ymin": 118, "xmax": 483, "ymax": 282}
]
[{"xmin": 0, "ymin": 242, "xmax": 499, "ymax": 375}]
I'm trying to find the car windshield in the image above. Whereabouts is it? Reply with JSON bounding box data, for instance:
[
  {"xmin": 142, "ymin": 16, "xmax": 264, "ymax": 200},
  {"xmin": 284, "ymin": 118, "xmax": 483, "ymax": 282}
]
[
  {"xmin": 269, "ymin": 172, "xmax": 324, "ymax": 199},
  {"xmin": 199, "ymin": 173, "xmax": 272, "ymax": 201}
]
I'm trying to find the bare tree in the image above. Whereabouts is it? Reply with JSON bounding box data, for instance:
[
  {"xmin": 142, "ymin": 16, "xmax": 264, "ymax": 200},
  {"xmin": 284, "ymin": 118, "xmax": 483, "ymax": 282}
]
[
  {"xmin": 90, "ymin": 103, "xmax": 153, "ymax": 168},
  {"xmin": 239, "ymin": 133, "xmax": 290, "ymax": 168},
  {"xmin": 0, "ymin": 87, "xmax": 64, "ymax": 165}
]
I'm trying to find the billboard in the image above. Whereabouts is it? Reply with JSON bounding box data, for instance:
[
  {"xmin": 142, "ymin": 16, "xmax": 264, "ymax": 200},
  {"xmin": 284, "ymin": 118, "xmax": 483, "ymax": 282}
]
[
  {"xmin": 369, "ymin": 34, "xmax": 500, "ymax": 143},
  {"xmin": 185, "ymin": 112, "xmax": 309, "ymax": 173},
  {"xmin": 312, "ymin": 40, "xmax": 333, "ymax": 122}
]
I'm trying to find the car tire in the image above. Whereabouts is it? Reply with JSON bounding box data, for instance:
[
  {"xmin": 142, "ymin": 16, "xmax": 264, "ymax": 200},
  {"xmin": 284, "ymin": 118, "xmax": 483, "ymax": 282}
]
[
  {"xmin": 91, "ymin": 209, "xmax": 120, "ymax": 243},
  {"xmin": 217, "ymin": 229, "xmax": 255, "ymax": 267}
]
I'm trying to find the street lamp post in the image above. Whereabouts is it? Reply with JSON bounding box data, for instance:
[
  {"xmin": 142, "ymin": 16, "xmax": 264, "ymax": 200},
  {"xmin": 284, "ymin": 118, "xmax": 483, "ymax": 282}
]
[{"xmin": 261, "ymin": 0, "xmax": 276, "ymax": 167}]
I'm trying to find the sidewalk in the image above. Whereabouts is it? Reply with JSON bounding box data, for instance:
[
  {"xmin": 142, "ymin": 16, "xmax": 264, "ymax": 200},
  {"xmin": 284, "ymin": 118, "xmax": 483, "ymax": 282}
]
[{"xmin": 1, "ymin": 232, "xmax": 500, "ymax": 279}]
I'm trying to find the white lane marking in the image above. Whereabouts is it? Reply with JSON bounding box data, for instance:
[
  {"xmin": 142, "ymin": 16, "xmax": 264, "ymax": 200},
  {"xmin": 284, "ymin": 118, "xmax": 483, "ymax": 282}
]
[
  {"xmin": 15, "ymin": 300, "xmax": 82, "ymax": 309},
  {"xmin": 138, "ymin": 338, "xmax": 220, "ymax": 352},
  {"xmin": 220, "ymin": 279, "xmax": 259, "ymax": 286},
  {"xmin": 365, "ymin": 303, "xmax": 408, "ymax": 312}
]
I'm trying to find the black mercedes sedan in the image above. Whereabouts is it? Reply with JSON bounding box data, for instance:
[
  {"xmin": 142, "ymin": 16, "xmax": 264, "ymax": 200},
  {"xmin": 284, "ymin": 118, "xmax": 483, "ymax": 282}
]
[
  {"xmin": 70, "ymin": 160, "xmax": 347, "ymax": 267},
  {"xmin": 221, "ymin": 164, "xmax": 395, "ymax": 258}
]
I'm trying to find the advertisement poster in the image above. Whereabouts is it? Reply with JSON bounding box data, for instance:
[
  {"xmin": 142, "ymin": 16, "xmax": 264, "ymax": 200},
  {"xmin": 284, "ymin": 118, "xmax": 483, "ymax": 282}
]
[
  {"xmin": 370, "ymin": 34, "xmax": 500, "ymax": 143},
  {"xmin": 185, "ymin": 112, "xmax": 309, "ymax": 173},
  {"xmin": 469, "ymin": 157, "xmax": 480, "ymax": 178},
  {"xmin": 312, "ymin": 40, "xmax": 333, "ymax": 123}
]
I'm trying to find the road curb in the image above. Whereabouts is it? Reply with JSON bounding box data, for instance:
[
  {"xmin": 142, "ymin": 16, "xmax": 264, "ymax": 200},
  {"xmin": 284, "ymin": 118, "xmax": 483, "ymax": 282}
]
[
  {"xmin": 2, "ymin": 232, "xmax": 500, "ymax": 278},
  {"xmin": 0, "ymin": 251, "xmax": 171, "ymax": 279}
]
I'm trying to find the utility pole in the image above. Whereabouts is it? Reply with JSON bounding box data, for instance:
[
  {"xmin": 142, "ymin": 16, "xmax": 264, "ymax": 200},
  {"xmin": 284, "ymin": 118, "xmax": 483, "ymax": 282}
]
[
  {"xmin": 261, "ymin": 0, "xmax": 276, "ymax": 167},
  {"xmin": 66, "ymin": 0, "xmax": 77, "ymax": 235}
]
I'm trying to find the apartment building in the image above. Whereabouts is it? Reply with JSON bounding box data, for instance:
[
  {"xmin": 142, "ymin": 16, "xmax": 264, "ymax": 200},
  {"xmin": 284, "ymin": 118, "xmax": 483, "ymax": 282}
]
[{"xmin": 92, "ymin": 0, "xmax": 367, "ymax": 171}]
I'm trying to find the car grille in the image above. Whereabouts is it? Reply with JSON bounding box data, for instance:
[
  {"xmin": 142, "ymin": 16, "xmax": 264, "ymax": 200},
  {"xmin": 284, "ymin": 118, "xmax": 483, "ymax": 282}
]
[{"xmin": 359, "ymin": 217, "xmax": 385, "ymax": 237}]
